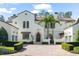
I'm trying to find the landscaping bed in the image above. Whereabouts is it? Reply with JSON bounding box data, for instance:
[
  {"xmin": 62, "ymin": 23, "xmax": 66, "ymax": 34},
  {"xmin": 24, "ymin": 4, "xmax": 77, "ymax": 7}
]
[
  {"xmin": 0, "ymin": 41, "xmax": 23, "ymax": 55},
  {"xmin": 61, "ymin": 42, "xmax": 79, "ymax": 54}
]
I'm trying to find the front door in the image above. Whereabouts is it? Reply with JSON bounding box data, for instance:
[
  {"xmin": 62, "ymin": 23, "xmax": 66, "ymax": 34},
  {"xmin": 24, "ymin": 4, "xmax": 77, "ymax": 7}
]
[{"xmin": 36, "ymin": 32, "xmax": 41, "ymax": 42}]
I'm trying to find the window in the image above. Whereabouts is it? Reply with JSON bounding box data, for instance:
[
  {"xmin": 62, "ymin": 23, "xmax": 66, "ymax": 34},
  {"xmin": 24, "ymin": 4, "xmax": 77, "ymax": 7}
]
[
  {"xmin": 45, "ymin": 24, "xmax": 47, "ymax": 28},
  {"xmin": 69, "ymin": 36, "xmax": 71, "ymax": 41},
  {"xmin": 15, "ymin": 22, "xmax": 17, "ymax": 24},
  {"xmin": 59, "ymin": 33, "xmax": 64, "ymax": 38},
  {"xmin": 12, "ymin": 35, "xmax": 14, "ymax": 41},
  {"xmin": 23, "ymin": 21, "xmax": 29, "ymax": 28},
  {"xmin": 65, "ymin": 36, "xmax": 67, "ymax": 42},
  {"xmin": 22, "ymin": 32, "xmax": 30, "ymax": 39},
  {"xmin": 23, "ymin": 21, "xmax": 25, "ymax": 28},
  {"xmin": 50, "ymin": 23, "xmax": 55, "ymax": 28},
  {"xmin": 27, "ymin": 21, "xmax": 29, "ymax": 28},
  {"xmin": 15, "ymin": 36, "xmax": 17, "ymax": 41}
]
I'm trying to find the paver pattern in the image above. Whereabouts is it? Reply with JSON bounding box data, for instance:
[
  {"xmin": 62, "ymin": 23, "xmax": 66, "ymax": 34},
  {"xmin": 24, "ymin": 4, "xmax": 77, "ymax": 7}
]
[{"xmin": 4, "ymin": 45, "xmax": 79, "ymax": 56}]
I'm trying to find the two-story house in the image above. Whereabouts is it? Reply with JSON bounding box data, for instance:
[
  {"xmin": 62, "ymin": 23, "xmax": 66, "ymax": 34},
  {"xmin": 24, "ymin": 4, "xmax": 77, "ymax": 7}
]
[{"xmin": 6, "ymin": 10, "xmax": 75, "ymax": 44}]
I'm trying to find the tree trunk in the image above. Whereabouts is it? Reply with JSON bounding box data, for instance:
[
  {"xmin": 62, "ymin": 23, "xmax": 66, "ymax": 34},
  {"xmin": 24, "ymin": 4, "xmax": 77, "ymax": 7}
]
[
  {"xmin": 47, "ymin": 23, "xmax": 50, "ymax": 39},
  {"xmin": 52, "ymin": 29, "xmax": 55, "ymax": 45}
]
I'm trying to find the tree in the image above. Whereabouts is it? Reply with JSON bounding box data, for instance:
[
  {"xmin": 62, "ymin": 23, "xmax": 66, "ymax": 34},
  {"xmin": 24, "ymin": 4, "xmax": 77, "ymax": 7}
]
[
  {"xmin": 58, "ymin": 11, "xmax": 72, "ymax": 18},
  {"xmin": 0, "ymin": 27, "xmax": 8, "ymax": 42},
  {"xmin": 58, "ymin": 12, "xmax": 64, "ymax": 18},
  {"xmin": 64, "ymin": 11, "xmax": 72, "ymax": 18},
  {"xmin": 0, "ymin": 15, "xmax": 5, "ymax": 21},
  {"xmin": 76, "ymin": 29, "xmax": 79, "ymax": 42},
  {"xmin": 38, "ymin": 10, "xmax": 60, "ymax": 44}
]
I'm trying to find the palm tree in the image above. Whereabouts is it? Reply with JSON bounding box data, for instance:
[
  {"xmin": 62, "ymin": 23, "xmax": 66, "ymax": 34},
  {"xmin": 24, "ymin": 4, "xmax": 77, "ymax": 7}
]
[{"xmin": 38, "ymin": 10, "xmax": 60, "ymax": 44}]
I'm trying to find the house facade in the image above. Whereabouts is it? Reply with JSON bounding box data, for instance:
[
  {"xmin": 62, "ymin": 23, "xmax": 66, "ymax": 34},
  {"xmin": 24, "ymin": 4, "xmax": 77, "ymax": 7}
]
[
  {"xmin": 5, "ymin": 10, "xmax": 75, "ymax": 44},
  {"xmin": 64, "ymin": 19, "xmax": 79, "ymax": 42}
]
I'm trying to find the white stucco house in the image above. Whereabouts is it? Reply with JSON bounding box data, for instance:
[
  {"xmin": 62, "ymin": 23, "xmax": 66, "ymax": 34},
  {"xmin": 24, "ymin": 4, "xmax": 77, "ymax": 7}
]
[
  {"xmin": 64, "ymin": 19, "xmax": 79, "ymax": 42},
  {"xmin": 0, "ymin": 10, "xmax": 76, "ymax": 44}
]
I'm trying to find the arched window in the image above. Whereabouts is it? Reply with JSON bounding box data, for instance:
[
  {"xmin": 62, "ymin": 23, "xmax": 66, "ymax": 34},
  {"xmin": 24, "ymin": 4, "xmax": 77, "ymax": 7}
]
[
  {"xmin": 27, "ymin": 21, "xmax": 29, "ymax": 28},
  {"xmin": 23, "ymin": 21, "xmax": 25, "ymax": 28}
]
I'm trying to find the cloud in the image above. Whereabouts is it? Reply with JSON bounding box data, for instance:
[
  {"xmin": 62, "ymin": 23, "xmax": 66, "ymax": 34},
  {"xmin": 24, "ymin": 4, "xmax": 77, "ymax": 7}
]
[
  {"xmin": 33, "ymin": 4, "xmax": 52, "ymax": 10},
  {"xmin": 10, "ymin": 8, "xmax": 16, "ymax": 11},
  {"xmin": 0, "ymin": 8, "xmax": 16, "ymax": 13},
  {"xmin": 32, "ymin": 4, "xmax": 53, "ymax": 13},
  {"xmin": 31, "ymin": 10, "xmax": 39, "ymax": 13},
  {"xmin": 48, "ymin": 9, "xmax": 53, "ymax": 12}
]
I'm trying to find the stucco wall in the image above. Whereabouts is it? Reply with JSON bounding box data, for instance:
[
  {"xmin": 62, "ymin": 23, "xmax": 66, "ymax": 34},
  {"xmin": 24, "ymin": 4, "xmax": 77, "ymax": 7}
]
[{"xmin": 64, "ymin": 26, "xmax": 73, "ymax": 42}]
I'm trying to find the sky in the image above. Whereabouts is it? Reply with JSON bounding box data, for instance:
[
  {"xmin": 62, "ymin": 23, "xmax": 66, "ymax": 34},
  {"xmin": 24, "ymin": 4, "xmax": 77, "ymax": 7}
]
[{"xmin": 0, "ymin": 3, "xmax": 79, "ymax": 20}]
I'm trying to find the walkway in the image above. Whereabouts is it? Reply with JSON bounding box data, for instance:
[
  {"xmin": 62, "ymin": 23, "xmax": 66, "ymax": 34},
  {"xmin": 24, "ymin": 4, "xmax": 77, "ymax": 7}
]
[{"xmin": 4, "ymin": 45, "xmax": 79, "ymax": 56}]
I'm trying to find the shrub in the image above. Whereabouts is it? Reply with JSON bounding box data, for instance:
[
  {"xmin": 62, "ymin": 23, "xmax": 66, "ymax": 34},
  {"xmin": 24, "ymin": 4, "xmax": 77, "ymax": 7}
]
[
  {"xmin": 76, "ymin": 29, "xmax": 79, "ymax": 42},
  {"xmin": 2, "ymin": 41, "xmax": 17, "ymax": 47},
  {"xmin": 14, "ymin": 42, "xmax": 23, "ymax": 51},
  {"xmin": 67, "ymin": 42, "xmax": 79, "ymax": 46},
  {"xmin": 56, "ymin": 42, "xmax": 62, "ymax": 44},
  {"xmin": 73, "ymin": 46, "xmax": 79, "ymax": 54},
  {"xmin": 0, "ymin": 46, "xmax": 15, "ymax": 54},
  {"xmin": 62, "ymin": 43, "xmax": 73, "ymax": 51}
]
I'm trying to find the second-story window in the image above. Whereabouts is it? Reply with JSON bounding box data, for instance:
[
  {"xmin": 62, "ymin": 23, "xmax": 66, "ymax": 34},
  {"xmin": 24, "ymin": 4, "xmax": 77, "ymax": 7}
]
[
  {"xmin": 27, "ymin": 21, "xmax": 29, "ymax": 28},
  {"xmin": 23, "ymin": 21, "xmax": 26, "ymax": 28},
  {"xmin": 50, "ymin": 23, "xmax": 55, "ymax": 28},
  {"xmin": 23, "ymin": 21, "xmax": 29, "ymax": 28},
  {"xmin": 45, "ymin": 24, "xmax": 47, "ymax": 28}
]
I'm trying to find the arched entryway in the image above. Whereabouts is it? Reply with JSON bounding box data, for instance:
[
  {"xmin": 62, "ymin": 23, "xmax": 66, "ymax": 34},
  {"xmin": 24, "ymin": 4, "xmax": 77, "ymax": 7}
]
[{"xmin": 36, "ymin": 32, "xmax": 41, "ymax": 42}]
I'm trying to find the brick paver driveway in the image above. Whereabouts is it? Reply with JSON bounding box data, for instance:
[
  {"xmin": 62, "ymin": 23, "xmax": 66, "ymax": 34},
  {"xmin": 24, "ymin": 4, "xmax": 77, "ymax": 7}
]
[{"xmin": 4, "ymin": 45, "xmax": 79, "ymax": 56}]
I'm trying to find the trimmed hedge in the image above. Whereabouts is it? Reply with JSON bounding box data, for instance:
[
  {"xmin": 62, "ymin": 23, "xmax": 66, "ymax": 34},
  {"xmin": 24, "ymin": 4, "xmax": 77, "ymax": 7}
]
[
  {"xmin": 0, "ymin": 46, "xmax": 15, "ymax": 54},
  {"xmin": 0, "ymin": 41, "xmax": 23, "ymax": 51},
  {"xmin": 56, "ymin": 42, "xmax": 62, "ymax": 44},
  {"xmin": 67, "ymin": 42, "xmax": 79, "ymax": 46},
  {"xmin": 73, "ymin": 46, "xmax": 79, "ymax": 54},
  {"xmin": 62, "ymin": 43, "xmax": 73, "ymax": 51},
  {"xmin": 2, "ymin": 41, "xmax": 17, "ymax": 47},
  {"xmin": 14, "ymin": 42, "xmax": 23, "ymax": 51}
]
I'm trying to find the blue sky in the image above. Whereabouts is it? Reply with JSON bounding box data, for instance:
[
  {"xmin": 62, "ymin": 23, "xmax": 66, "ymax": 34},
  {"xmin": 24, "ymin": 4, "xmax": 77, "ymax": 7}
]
[{"xmin": 0, "ymin": 3, "xmax": 79, "ymax": 20}]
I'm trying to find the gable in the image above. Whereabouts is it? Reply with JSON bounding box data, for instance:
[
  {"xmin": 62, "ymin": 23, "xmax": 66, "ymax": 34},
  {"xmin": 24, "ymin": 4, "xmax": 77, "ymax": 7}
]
[
  {"xmin": 7, "ymin": 10, "xmax": 35, "ymax": 23},
  {"xmin": 17, "ymin": 10, "xmax": 34, "ymax": 15}
]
